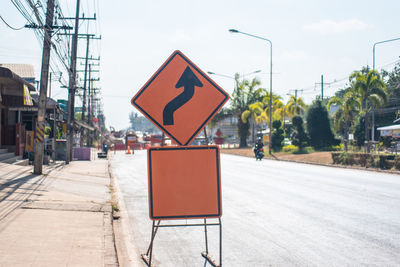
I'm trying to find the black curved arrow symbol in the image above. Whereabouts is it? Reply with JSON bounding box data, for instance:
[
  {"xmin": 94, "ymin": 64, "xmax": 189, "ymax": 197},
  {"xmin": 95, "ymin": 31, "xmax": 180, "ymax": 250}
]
[{"xmin": 163, "ymin": 66, "xmax": 203, "ymax": 125}]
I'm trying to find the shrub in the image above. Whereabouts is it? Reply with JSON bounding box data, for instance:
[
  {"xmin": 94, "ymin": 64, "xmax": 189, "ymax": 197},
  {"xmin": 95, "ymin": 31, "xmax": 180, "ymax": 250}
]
[
  {"xmin": 283, "ymin": 145, "xmax": 297, "ymax": 153},
  {"xmin": 291, "ymin": 116, "xmax": 308, "ymax": 150},
  {"xmin": 339, "ymin": 151, "xmax": 350, "ymax": 165},
  {"xmin": 271, "ymin": 120, "xmax": 284, "ymax": 152},
  {"xmin": 306, "ymin": 99, "xmax": 339, "ymax": 150}
]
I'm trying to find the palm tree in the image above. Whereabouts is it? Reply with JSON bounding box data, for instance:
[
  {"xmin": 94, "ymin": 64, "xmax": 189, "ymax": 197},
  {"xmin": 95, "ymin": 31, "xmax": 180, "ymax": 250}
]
[
  {"xmin": 349, "ymin": 70, "xmax": 388, "ymax": 150},
  {"xmin": 231, "ymin": 74, "xmax": 265, "ymax": 147},
  {"xmin": 327, "ymin": 88, "xmax": 360, "ymax": 151},
  {"xmin": 273, "ymin": 99, "xmax": 288, "ymax": 134},
  {"xmin": 241, "ymin": 102, "xmax": 263, "ymax": 144},
  {"xmin": 286, "ymin": 95, "xmax": 306, "ymax": 118}
]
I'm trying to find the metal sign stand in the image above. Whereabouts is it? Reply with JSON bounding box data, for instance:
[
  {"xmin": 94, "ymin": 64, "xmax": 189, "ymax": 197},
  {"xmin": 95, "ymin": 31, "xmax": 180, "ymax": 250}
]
[{"xmin": 141, "ymin": 218, "xmax": 222, "ymax": 267}]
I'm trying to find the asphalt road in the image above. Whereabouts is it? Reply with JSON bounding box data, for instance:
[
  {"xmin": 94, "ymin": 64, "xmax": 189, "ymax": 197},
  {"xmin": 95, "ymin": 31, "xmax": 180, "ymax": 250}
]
[{"xmin": 111, "ymin": 150, "xmax": 400, "ymax": 267}]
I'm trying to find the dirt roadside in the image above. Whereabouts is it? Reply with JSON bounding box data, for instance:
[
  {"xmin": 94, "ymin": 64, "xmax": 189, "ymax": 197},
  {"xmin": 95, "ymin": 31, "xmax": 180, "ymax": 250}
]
[
  {"xmin": 221, "ymin": 148, "xmax": 400, "ymax": 175},
  {"xmin": 221, "ymin": 148, "xmax": 333, "ymax": 165}
]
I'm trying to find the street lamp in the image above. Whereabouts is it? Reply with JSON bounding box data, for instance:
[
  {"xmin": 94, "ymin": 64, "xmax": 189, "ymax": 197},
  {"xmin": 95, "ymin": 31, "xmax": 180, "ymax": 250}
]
[
  {"xmin": 229, "ymin": 28, "xmax": 273, "ymax": 155},
  {"xmin": 371, "ymin": 37, "xmax": 400, "ymax": 142}
]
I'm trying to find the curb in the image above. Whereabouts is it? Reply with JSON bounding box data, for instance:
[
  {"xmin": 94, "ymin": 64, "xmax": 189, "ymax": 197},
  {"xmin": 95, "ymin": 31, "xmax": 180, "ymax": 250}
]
[
  {"xmin": 108, "ymin": 154, "xmax": 142, "ymax": 267},
  {"xmin": 269, "ymin": 157, "xmax": 400, "ymax": 175}
]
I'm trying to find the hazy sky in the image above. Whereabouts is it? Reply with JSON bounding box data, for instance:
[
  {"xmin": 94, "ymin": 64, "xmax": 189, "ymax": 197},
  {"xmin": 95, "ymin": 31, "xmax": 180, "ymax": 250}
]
[{"xmin": 1, "ymin": 0, "xmax": 400, "ymax": 130}]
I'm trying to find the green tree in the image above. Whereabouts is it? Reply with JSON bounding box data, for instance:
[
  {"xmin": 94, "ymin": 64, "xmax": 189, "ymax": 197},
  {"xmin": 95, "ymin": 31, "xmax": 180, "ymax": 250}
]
[
  {"xmin": 286, "ymin": 95, "xmax": 306, "ymax": 118},
  {"xmin": 350, "ymin": 69, "xmax": 388, "ymax": 148},
  {"xmin": 291, "ymin": 116, "xmax": 308, "ymax": 151},
  {"xmin": 271, "ymin": 120, "xmax": 284, "ymax": 152},
  {"xmin": 307, "ymin": 98, "xmax": 339, "ymax": 150},
  {"xmin": 354, "ymin": 115, "xmax": 365, "ymax": 147},
  {"xmin": 241, "ymin": 102, "xmax": 263, "ymax": 144},
  {"xmin": 129, "ymin": 112, "xmax": 158, "ymax": 133},
  {"xmin": 327, "ymin": 88, "xmax": 360, "ymax": 150},
  {"xmin": 380, "ymin": 62, "xmax": 400, "ymax": 125},
  {"xmin": 231, "ymin": 74, "xmax": 265, "ymax": 147}
]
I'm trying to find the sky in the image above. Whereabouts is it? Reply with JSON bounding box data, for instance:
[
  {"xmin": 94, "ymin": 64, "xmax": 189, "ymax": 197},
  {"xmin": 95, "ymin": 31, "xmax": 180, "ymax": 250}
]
[{"xmin": 1, "ymin": 0, "xmax": 400, "ymax": 130}]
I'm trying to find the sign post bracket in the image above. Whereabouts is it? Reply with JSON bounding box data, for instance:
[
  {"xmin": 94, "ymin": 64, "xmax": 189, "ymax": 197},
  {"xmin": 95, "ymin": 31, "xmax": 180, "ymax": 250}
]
[{"xmin": 141, "ymin": 219, "xmax": 222, "ymax": 267}]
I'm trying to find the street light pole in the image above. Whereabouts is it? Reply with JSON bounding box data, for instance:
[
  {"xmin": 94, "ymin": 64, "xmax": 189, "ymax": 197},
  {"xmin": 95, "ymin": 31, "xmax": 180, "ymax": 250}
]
[
  {"xmin": 229, "ymin": 29, "xmax": 273, "ymax": 155},
  {"xmin": 371, "ymin": 37, "xmax": 400, "ymax": 142}
]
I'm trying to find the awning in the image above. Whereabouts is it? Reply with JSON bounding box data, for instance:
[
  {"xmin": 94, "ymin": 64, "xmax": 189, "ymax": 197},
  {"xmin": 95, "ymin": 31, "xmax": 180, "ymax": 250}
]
[
  {"xmin": 31, "ymin": 94, "xmax": 59, "ymax": 109},
  {"xmin": 377, "ymin": 125, "xmax": 400, "ymax": 131},
  {"xmin": 0, "ymin": 67, "xmax": 36, "ymax": 92},
  {"xmin": 74, "ymin": 120, "xmax": 95, "ymax": 131}
]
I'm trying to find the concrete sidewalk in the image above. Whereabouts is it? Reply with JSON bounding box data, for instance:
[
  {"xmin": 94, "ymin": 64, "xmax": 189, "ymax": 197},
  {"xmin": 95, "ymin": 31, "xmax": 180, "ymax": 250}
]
[{"xmin": 0, "ymin": 159, "xmax": 118, "ymax": 266}]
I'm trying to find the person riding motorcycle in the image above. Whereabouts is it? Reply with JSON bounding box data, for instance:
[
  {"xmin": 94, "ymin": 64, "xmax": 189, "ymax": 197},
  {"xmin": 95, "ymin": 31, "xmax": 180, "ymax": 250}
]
[{"xmin": 254, "ymin": 138, "xmax": 264, "ymax": 160}]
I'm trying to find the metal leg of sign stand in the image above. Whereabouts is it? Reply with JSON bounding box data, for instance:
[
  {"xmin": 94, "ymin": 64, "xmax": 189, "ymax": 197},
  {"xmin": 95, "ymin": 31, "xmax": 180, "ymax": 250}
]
[
  {"xmin": 141, "ymin": 219, "xmax": 222, "ymax": 267},
  {"xmin": 201, "ymin": 218, "xmax": 222, "ymax": 267},
  {"xmin": 142, "ymin": 220, "xmax": 161, "ymax": 267}
]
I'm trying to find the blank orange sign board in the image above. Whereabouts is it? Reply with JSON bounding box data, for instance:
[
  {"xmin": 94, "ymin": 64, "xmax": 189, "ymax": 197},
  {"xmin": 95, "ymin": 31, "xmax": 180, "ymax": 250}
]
[
  {"xmin": 147, "ymin": 146, "xmax": 222, "ymax": 220},
  {"xmin": 131, "ymin": 50, "xmax": 229, "ymax": 146}
]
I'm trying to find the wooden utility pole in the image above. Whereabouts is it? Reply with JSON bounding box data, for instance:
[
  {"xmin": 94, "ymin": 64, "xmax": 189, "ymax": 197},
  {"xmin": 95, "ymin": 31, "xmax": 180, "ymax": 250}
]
[
  {"xmin": 80, "ymin": 35, "xmax": 100, "ymax": 146},
  {"xmin": 87, "ymin": 63, "xmax": 92, "ymax": 146},
  {"xmin": 33, "ymin": 0, "xmax": 55, "ymax": 174},
  {"xmin": 79, "ymin": 35, "xmax": 90, "ymax": 147},
  {"xmin": 66, "ymin": 0, "xmax": 81, "ymax": 164}
]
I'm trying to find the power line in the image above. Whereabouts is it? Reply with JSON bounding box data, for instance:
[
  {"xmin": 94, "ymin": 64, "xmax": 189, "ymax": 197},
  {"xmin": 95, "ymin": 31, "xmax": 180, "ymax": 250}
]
[{"xmin": 0, "ymin": 14, "xmax": 26, "ymax": 30}]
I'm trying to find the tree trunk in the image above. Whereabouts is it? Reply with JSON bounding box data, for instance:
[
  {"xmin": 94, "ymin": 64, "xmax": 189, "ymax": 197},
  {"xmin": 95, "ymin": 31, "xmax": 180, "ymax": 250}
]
[
  {"xmin": 344, "ymin": 121, "xmax": 349, "ymax": 152},
  {"xmin": 238, "ymin": 115, "xmax": 249, "ymax": 148},
  {"xmin": 252, "ymin": 120, "xmax": 255, "ymax": 145},
  {"xmin": 364, "ymin": 101, "xmax": 370, "ymax": 153}
]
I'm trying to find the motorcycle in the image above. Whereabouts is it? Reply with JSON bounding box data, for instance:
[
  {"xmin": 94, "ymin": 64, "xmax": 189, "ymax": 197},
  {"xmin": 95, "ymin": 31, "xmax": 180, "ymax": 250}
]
[{"xmin": 255, "ymin": 148, "xmax": 264, "ymax": 160}]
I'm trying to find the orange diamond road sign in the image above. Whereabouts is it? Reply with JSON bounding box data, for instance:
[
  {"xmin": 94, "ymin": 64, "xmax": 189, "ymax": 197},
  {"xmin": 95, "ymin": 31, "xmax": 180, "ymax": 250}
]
[
  {"xmin": 131, "ymin": 50, "xmax": 229, "ymax": 145},
  {"xmin": 147, "ymin": 146, "xmax": 221, "ymax": 220}
]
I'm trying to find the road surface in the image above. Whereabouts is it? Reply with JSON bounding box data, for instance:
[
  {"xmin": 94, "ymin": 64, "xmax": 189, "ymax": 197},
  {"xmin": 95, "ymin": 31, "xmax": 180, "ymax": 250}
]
[{"xmin": 111, "ymin": 150, "xmax": 400, "ymax": 266}]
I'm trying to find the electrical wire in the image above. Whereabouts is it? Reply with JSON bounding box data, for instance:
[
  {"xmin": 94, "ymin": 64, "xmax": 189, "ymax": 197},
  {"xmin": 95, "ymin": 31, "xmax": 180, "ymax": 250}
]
[{"xmin": 0, "ymin": 14, "xmax": 26, "ymax": 30}]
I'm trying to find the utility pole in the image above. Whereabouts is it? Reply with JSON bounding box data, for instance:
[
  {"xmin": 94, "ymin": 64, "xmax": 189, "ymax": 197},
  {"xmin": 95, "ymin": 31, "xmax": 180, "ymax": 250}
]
[
  {"xmin": 80, "ymin": 35, "xmax": 90, "ymax": 147},
  {"xmin": 66, "ymin": 0, "xmax": 81, "ymax": 164},
  {"xmin": 315, "ymin": 75, "xmax": 330, "ymax": 100},
  {"xmin": 87, "ymin": 63, "xmax": 92, "ymax": 146},
  {"xmin": 321, "ymin": 75, "xmax": 324, "ymax": 100},
  {"xmin": 48, "ymin": 72, "xmax": 52, "ymax": 98},
  {"xmin": 81, "ymin": 36, "xmax": 90, "ymax": 123},
  {"xmin": 33, "ymin": 0, "xmax": 55, "ymax": 175},
  {"xmin": 79, "ymin": 35, "xmax": 101, "ymax": 147}
]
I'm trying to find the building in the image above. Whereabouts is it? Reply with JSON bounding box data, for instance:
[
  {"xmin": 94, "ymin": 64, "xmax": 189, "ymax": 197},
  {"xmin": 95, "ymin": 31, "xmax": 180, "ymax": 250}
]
[{"xmin": 0, "ymin": 65, "xmax": 37, "ymax": 162}]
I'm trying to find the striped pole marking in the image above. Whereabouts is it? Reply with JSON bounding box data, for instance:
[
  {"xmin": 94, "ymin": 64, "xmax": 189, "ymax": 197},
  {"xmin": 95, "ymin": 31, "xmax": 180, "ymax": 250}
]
[{"xmin": 35, "ymin": 124, "xmax": 45, "ymax": 143}]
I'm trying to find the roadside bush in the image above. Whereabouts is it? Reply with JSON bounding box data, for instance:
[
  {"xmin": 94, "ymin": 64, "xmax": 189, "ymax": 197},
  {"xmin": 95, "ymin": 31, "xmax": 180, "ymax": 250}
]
[
  {"xmin": 291, "ymin": 116, "xmax": 308, "ymax": 150},
  {"xmin": 283, "ymin": 145, "xmax": 297, "ymax": 153},
  {"xmin": 306, "ymin": 98, "xmax": 339, "ymax": 150},
  {"xmin": 339, "ymin": 151, "xmax": 350, "ymax": 165},
  {"xmin": 380, "ymin": 136, "xmax": 392, "ymax": 149},
  {"xmin": 325, "ymin": 144, "xmax": 343, "ymax": 151},
  {"xmin": 271, "ymin": 120, "xmax": 284, "ymax": 152},
  {"xmin": 395, "ymin": 158, "xmax": 400, "ymax": 170}
]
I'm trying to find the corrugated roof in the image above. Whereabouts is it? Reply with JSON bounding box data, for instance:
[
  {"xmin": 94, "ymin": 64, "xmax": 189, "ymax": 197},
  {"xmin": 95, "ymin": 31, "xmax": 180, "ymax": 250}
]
[
  {"xmin": 0, "ymin": 64, "xmax": 35, "ymax": 79},
  {"xmin": 377, "ymin": 125, "xmax": 400, "ymax": 131}
]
